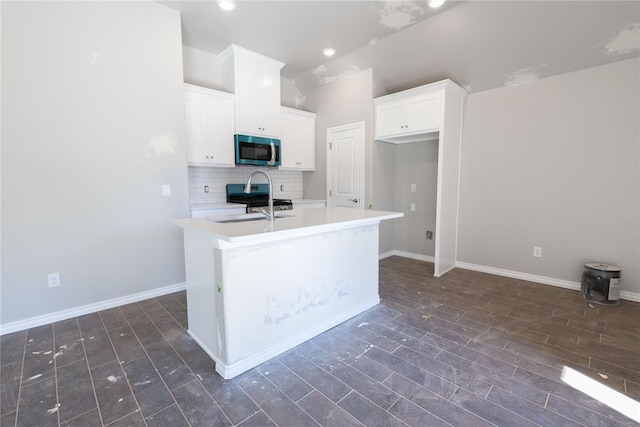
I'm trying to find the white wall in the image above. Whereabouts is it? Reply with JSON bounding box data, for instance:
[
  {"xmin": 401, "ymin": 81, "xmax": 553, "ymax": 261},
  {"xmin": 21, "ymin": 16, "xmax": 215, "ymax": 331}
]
[
  {"xmin": 1, "ymin": 2, "xmax": 189, "ymax": 326},
  {"xmin": 281, "ymin": 77, "xmax": 307, "ymax": 110},
  {"xmin": 302, "ymin": 69, "xmax": 396, "ymax": 253},
  {"xmin": 392, "ymin": 142, "xmax": 438, "ymax": 257},
  {"xmin": 372, "ymin": 140, "xmax": 397, "ymax": 254},
  {"xmin": 183, "ymin": 45, "xmax": 221, "ymax": 89},
  {"xmin": 303, "ymin": 69, "xmax": 375, "ymax": 203},
  {"xmin": 188, "ymin": 166, "xmax": 303, "ymax": 205},
  {"xmin": 458, "ymin": 58, "xmax": 640, "ymax": 298}
]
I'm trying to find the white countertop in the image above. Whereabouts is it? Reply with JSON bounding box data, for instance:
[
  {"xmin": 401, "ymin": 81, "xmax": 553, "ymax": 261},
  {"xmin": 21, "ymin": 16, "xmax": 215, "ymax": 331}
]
[
  {"xmin": 291, "ymin": 199, "xmax": 326, "ymax": 205},
  {"xmin": 174, "ymin": 207, "xmax": 403, "ymax": 248},
  {"xmin": 190, "ymin": 203, "xmax": 246, "ymax": 211}
]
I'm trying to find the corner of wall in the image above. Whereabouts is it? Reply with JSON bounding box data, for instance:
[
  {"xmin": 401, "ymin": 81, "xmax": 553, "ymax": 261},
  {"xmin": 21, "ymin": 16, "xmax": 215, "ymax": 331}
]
[{"xmin": 182, "ymin": 45, "xmax": 221, "ymax": 89}]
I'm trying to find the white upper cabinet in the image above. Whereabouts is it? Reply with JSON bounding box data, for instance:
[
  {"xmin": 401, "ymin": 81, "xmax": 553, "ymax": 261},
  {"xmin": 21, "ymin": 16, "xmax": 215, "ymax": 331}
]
[
  {"xmin": 219, "ymin": 45, "xmax": 285, "ymax": 139},
  {"xmin": 375, "ymin": 79, "xmax": 467, "ymax": 278},
  {"xmin": 280, "ymin": 107, "xmax": 316, "ymax": 171},
  {"xmin": 375, "ymin": 84, "xmax": 445, "ymax": 143},
  {"xmin": 184, "ymin": 84, "xmax": 235, "ymax": 167}
]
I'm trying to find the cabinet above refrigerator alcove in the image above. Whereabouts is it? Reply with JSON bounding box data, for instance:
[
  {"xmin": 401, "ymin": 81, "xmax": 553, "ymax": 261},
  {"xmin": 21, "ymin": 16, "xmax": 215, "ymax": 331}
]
[{"xmin": 375, "ymin": 79, "xmax": 466, "ymax": 277}]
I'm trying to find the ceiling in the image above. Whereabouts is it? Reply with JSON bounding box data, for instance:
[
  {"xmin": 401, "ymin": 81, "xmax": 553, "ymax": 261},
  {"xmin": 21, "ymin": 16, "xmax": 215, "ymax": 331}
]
[{"xmin": 160, "ymin": 1, "xmax": 640, "ymax": 95}]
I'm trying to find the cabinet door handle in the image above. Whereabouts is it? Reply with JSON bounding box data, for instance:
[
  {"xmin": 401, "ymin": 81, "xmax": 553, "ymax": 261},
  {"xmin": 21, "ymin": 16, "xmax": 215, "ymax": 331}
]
[{"xmin": 349, "ymin": 198, "xmax": 359, "ymax": 203}]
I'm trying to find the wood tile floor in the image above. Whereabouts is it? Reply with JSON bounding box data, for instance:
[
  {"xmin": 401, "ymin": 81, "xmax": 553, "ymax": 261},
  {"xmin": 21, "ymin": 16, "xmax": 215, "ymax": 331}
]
[{"xmin": 1, "ymin": 256, "xmax": 639, "ymax": 426}]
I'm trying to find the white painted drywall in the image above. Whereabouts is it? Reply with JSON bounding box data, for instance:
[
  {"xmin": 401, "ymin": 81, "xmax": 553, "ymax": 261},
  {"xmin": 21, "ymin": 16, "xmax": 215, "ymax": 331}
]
[
  {"xmin": 303, "ymin": 69, "xmax": 373, "ymax": 204},
  {"xmin": 393, "ymin": 142, "xmax": 439, "ymax": 257},
  {"xmin": 458, "ymin": 58, "xmax": 640, "ymax": 296},
  {"xmin": 1, "ymin": 2, "xmax": 189, "ymax": 325},
  {"xmin": 183, "ymin": 45, "xmax": 221, "ymax": 90},
  {"xmin": 372, "ymin": 141, "xmax": 397, "ymax": 254},
  {"xmin": 302, "ymin": 68, "xmax": 396, "ymax": 253}
]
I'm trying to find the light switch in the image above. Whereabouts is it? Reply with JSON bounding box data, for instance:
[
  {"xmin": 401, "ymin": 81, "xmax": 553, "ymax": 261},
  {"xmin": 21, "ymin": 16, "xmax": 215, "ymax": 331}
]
[
  {"xmin": 411, "ymin": 184, "xmax": 416, "ymax": 192},
  {"xmin": 162, "ymin": 184, "xmax": 171, "ymax": 197}
]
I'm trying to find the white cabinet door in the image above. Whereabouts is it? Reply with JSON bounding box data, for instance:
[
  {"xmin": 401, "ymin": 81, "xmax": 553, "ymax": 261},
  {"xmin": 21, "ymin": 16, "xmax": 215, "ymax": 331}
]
[
  {"xmin": 374, "ymin": 86, "xmax": 443, "ymax": 143},
  {"xmin": 220, "ymin": 46, "xmax": 285, "ymax": 138},
  {"xmin": 257, "ymin": 61, "xmax": 282, "ymax": 138},
  {"xmin": 406, "ymin": 93, "xmax": 440, "ymax": 133},
  {"xmin": 184, "ymin": 84, "xmax": 234, "ymax": 167},
  {"xmin": 280, "ymin": 107, "xmax": 316, "ymax": 171},
  {"xmin": 184, "ymin": 91, "xmax": 208, "ymax": 164},
  {"xmin": 296, "ymin": 115, "xmax": 315, "ymax": 169},
  {"xmin": 375, "ymin": 101, "xmax": 405, "ymax": 138},
  {"xmin": 204, "ymin": 92, "xmax": 235, "ymax": 166},
  {"xmin": 235, "ymin": 56, "xmax": 261, "ymax": 136}
]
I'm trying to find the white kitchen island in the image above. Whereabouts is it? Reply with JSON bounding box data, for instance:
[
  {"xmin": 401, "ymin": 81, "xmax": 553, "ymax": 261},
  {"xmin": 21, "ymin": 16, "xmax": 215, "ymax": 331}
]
[{"xmin": 174, "ymin": 207, "xmax": 403, "ymax": 379}]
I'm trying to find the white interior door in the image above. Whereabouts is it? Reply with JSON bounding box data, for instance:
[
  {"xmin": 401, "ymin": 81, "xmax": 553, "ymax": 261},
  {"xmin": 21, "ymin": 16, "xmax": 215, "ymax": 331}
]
[{"xmin": 327, "ymin": 122, "xmax": 365, "ymax": 209}]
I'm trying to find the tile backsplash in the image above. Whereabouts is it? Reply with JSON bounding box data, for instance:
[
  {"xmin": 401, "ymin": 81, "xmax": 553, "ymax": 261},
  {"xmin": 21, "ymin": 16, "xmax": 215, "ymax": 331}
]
[{"xmin": 188, "ymin": 166, "xmax": 304, "ymax": 205}]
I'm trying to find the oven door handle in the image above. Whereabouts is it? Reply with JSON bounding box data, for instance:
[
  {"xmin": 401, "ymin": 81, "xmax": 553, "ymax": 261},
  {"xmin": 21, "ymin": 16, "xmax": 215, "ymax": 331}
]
[{"xmin": 268, "ymin": 141, "xmax": 276, "ymax": 166}]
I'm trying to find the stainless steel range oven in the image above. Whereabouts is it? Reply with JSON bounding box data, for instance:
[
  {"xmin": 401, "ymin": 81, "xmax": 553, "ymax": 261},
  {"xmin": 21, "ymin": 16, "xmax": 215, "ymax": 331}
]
[{"xmin": 226, "ymin": 184, "xmax": 292, "ymax": 213}]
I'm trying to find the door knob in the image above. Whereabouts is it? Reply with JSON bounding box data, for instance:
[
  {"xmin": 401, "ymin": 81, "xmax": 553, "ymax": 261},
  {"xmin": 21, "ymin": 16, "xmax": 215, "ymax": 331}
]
[{"xmin": 349, "ymin": 198, "xmax": 359, "ymax": 203}]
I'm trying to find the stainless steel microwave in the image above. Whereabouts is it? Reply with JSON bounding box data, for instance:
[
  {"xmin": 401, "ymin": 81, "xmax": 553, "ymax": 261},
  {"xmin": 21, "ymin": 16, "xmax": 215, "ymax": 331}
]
[{"xmin": 234, "ymin": 134, "xmax": 281, "ymax": 167}]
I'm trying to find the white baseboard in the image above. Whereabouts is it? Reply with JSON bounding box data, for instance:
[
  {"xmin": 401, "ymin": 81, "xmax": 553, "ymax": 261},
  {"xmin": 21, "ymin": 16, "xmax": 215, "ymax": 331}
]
[
  {"xmin": 379, "ymin": 250, "xmax": 435, "ymax": 263},
  {"xmin": 0, "ymin": 282, "xmax": 187, "ymax": 336},
  {"xmin": 455, "ymin": 261, "xmax": 581, "ymax": 290},
  {"xmin": 379, "ymin": 250, "xmax": 395, "ymax": 260},
  {"xmin": 380, "ymin": 251, "xmax": 640, "ymax": 303},
  {"xmin": 455, "ymin": 261, "xmax": 640, "ymax": 303},
  {"xmin": 620, "ymin": 290, "xmax": 640, "ymax": 303}
]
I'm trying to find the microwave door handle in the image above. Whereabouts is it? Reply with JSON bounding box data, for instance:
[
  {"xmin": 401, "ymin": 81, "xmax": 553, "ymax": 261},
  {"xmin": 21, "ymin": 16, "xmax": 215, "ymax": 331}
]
[{"xmin": 269, "ymin": 141, "xmax": 275, "ymax": 166}]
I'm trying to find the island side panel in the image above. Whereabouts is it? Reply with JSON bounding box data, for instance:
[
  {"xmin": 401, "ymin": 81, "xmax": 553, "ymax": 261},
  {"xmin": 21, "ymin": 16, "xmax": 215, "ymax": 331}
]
[
  {"xmin": 182, "ymin": 228, "xmax": 221, "ymax": 360},
  {"xmin": 217, "ymin": 224, "xmax": 380, "ymax": 374}
]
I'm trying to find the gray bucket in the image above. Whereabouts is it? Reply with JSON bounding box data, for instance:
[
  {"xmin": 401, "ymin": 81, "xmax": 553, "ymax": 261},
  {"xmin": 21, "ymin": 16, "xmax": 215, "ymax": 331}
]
[{"xmin": 580, "ymin": 263, "xmax": 621, "ymax": 305}]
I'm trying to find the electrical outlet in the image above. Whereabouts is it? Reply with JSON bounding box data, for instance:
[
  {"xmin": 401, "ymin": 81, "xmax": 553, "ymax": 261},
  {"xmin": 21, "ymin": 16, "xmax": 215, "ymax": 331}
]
[
  {"xmin": 204, "ymin": 185, "xmax": 209, "ymax": 193},
  {"xmin": 48, "ymin": 272, "xmax": 60, "ymax": 288},
  {"xmin": 411, "ymin": 184, "xmax": 416, "ymax": 192},
  {"xmin": 533, "ymin": 246, "xmax": 542, "ymax": 258},
  {"xmin": 410, "ymin": 203, "xmax": 416, "ymax": 211},
  {"xmin": 426, "ymin": 230, "xmax": 433, "ymax": 240},
  {"xmin": 162, "ymin": 184, "xmax": 171, "ymax": 197}
]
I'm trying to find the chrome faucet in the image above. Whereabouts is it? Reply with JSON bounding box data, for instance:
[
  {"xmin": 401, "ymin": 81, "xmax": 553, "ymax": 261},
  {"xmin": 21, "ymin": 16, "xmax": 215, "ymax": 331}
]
[{"xmin": 245, "ymin": 169, "xmax": 274, "ymax": 222}]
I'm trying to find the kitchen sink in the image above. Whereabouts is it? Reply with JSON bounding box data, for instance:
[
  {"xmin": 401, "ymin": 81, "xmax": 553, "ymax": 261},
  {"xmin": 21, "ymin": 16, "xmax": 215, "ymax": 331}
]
[{"xmin": 209, "ymin": 213, "xmax": 295, "ymax": 223}]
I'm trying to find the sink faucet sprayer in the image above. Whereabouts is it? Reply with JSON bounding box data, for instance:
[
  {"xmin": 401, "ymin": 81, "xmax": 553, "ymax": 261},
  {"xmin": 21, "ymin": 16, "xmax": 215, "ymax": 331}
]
[{"xmin": 245, "ymin": 170, "xmax": 274, "ymax": 222}]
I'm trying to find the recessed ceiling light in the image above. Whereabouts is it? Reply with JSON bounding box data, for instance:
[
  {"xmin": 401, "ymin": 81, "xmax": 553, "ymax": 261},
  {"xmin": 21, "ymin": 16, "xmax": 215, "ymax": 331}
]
[
  {"xmin": 429, "ymin": 0, "xmax": 445, "ymax": 8},
  {"xmin": 218, "ymin": 0, "xmax": 236, "ymax": 11},
  {"xmin": 323, "ymin": 48, "xmax": 336, "ymax": 57}
]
